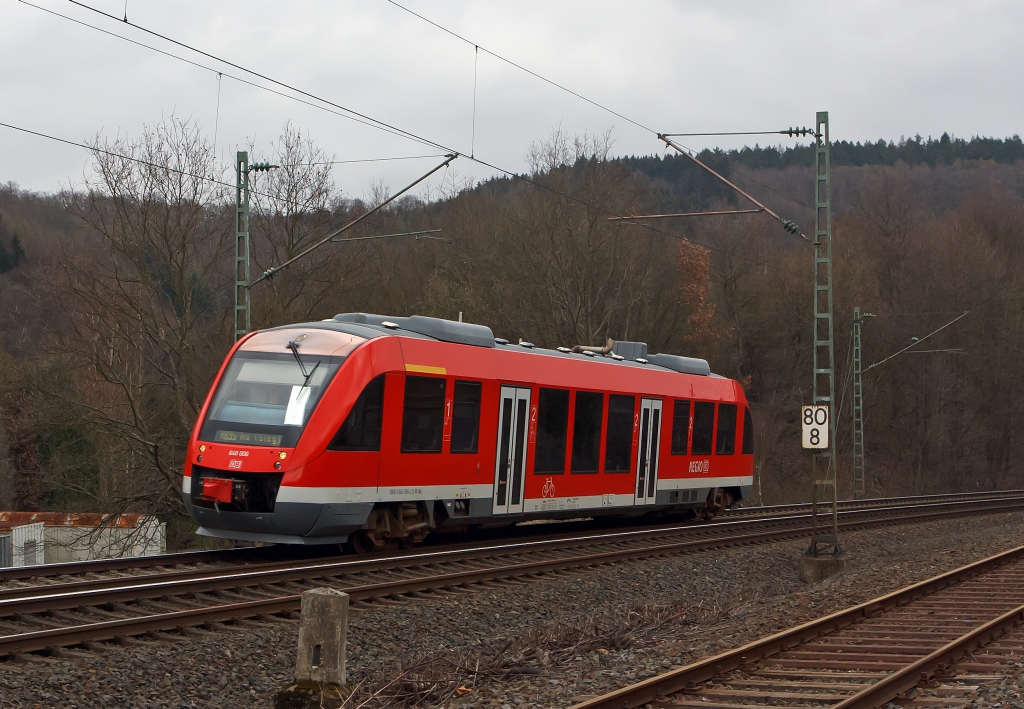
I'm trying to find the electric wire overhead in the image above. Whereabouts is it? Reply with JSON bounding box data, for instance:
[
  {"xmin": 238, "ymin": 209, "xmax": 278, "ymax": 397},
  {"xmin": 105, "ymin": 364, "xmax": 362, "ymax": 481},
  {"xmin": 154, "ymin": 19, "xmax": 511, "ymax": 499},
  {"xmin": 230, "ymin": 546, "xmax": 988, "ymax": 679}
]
[
  {"xmin": 663, "ymin": 127, "xmax": 817, "ymax": 138},
  {"xmin": 0, "ymin": 116, "xmax": 817, "ymax": 285},
  {"xmin": 385, "ymin": 1, "xmax": 815, "ymax": 236},
  {"xmin": 385, "ymin": 0, "xmax": 657, "ymax": 136},
  {"xmin": 66, "ymin": 0, "xmax": 449, "ymax": 151},
  {"xmin": 41, "ymin": 0, "xmax": 665, "ymax": 229},
  {"xmin": 17, "ymin": 0, "xmax": 439, "ymax": 147},
  {"xmin": 0, "ymin": 121, "xmax": 439, "ymax": 215},
  {"xmin": 657, "ymin": 134, "xmax": 811, "ymax": 241},
  {"xmin": 51, "ymin": 0, "xmax": 810, "ymax": 246},
  {"xmin": 15, "ymin": 1, "xmax": 821, "ymax": 280},
  {"xmin": 253, "ymin": 154, "xmax": 457, "ymax": 285},
  {"xmin": 866, "ymin": 311, "xmax": 970, "ymax": 371}
]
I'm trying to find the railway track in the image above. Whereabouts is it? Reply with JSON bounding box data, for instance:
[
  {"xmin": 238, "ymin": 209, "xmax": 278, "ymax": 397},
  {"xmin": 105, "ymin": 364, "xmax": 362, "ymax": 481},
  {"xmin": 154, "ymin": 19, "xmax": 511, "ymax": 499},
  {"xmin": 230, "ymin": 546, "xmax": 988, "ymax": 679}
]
[
  {"xmin": 1, "ymin": 494, "xmax": 1022, "ymax": 660},
  {"xmin": 571, "ymin": 542, "xmax": 1024, "ymax": 709},
  {"xmin": 2, "ymin": 490, "xmax": 1017, "ymax": 588}
]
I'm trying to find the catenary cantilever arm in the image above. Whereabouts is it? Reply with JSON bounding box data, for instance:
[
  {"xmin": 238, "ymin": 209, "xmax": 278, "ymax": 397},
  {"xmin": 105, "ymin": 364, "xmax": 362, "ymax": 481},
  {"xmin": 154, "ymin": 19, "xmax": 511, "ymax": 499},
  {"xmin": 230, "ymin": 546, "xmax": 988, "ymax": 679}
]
[
  {"xmin": 658, "ymin": 134, "xmax": 811, "ymax": 242},
  {"xmin": 252, "ymin": 154, "xmax": 457, "ymax": 286}
]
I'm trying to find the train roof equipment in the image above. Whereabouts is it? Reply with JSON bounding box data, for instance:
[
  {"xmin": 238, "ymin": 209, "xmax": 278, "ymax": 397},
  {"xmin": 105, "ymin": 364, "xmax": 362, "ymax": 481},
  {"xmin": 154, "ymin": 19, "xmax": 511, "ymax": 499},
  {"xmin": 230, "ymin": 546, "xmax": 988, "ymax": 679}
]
[{"xmin": 321, "ymin": 313, "xmax": 711, "ymax": 376}]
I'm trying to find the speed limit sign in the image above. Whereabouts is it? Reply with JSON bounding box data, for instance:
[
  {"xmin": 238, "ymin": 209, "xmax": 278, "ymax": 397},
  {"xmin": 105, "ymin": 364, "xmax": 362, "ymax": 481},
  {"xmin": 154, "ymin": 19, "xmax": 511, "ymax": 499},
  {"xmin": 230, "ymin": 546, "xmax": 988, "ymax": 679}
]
[{"xmin": 801, "ymin": 405, "xmax": 829, "ymax": 449}]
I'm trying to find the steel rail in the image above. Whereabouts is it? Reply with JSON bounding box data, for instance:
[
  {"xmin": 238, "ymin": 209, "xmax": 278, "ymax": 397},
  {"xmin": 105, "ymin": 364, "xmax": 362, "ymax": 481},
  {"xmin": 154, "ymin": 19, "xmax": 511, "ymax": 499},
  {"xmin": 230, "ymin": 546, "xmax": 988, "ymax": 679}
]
[
  {"xmin": 831, "ymin": 601, "xmax": 1024, "ymax": 708},
  {"xmin": 570, "ymin": 544, "xmax": 1024, "ymax": 709},
  {"xmin": 2, "ymin": 496, "xmax": 1020, "ymax": 610},
  {"xmin": 1, "ymin": 496, "xmax": 1023, "ymax": 657},
  {"xmin": 3, "ymin": 490, "xmax": 1017, "ymax": 585}
]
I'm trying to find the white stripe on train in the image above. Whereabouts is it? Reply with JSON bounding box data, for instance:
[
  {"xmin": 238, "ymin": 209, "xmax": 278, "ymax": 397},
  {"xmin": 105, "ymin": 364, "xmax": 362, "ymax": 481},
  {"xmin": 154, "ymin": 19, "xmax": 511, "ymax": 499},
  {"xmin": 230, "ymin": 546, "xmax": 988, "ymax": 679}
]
[{"xmin": 185, "ymin": 476, "xmax": 752, "ymax": 508}]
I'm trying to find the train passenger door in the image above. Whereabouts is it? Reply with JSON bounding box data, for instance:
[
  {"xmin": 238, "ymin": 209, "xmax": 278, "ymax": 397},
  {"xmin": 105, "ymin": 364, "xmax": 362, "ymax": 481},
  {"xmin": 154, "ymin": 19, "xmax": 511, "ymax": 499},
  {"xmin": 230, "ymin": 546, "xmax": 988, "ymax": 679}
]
[
  {"xmin": 634, "ymin": 398, "xmax": 663, "ymax": 505},
  {"xmin": 492, "ymin": 386, "xmax": 531, "ymax": 515}
]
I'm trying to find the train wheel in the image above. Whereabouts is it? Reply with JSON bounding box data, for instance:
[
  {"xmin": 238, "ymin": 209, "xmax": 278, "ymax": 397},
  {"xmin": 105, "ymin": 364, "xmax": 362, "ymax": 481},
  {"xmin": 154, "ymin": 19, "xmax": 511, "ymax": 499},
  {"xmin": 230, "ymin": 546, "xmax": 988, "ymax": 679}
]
[
  {"xmin": 348, "ymin": 531, "xmax": 376, "ymax": 554},
  {"xmin": 702, "ymin": 489, "xmax": 721, "ymax": 521},
  {"xmin": 702, "ymin": 488, "xmax": 737, "ymax": 520},
  {"xmin": 347, "ymin": 504, "xmax": 432, "ymax": 553}
]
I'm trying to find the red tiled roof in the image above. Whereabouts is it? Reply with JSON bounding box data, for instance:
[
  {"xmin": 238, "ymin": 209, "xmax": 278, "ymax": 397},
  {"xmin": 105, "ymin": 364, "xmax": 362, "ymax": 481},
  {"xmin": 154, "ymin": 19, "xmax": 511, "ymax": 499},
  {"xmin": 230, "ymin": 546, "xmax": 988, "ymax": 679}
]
[{"xmin": 0, "ymin": 512, "xmax": 151, "ymax": 528}]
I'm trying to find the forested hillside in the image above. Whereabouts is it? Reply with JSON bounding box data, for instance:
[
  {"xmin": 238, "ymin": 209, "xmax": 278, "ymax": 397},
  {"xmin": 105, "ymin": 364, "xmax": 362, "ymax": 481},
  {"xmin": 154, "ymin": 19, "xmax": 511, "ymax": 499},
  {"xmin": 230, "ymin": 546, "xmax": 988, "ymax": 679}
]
[{"xmin": 2, "ymin": 121, "xmax": 1023, "ymax": 546}]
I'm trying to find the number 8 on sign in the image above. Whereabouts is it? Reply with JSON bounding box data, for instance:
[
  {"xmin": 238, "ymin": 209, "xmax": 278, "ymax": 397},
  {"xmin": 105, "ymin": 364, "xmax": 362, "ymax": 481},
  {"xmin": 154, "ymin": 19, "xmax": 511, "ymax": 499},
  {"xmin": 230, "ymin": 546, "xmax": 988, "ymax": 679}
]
[{"xmin": 801, "ymin": 405, "xmax": 829, "ymax": 449}]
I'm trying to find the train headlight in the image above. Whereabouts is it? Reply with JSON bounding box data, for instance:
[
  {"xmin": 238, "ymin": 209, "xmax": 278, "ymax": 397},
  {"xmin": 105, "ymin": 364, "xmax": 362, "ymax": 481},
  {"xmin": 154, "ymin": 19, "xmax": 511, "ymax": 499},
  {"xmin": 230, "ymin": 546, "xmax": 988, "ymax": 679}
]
[
  {"xmin": 279, "ymin": 451, "xmax": 287, "ymax": 460},
  {"xmin": 199, "ymin": 445, "xmax": 206, "ymax": 452}
]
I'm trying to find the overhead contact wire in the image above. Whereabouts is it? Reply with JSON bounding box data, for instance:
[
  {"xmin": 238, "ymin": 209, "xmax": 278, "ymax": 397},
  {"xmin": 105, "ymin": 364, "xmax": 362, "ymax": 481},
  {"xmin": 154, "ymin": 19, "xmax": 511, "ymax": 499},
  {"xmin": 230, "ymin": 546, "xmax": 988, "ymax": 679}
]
[
  {"xmin": 27, "ymin": 3, "xmax": 815, "ymax": 280},
  {"xmin": 18, "ymin": 0, "xmax": 427, "ymax": 146},
  {"xmin": 67, "ymin": 0, "xmax": 450, "ymax": 152},
  {"xmin": 385, "ymin": 0, "xmax": 658, "ymax": 136},
  {"xmin": 383, "ymin": 3, "xmax": 813, "ymax": 241},
  {"xmin": 252, "ymin": 154, "xmax": 457, "ymax": 285},
  {"xmin": 53, "ymin": 0, "xmax": 805, "ymax": 252},
  {"xmin": 0, "ymin": 121, "xmax": 430, "ymax": 214}
]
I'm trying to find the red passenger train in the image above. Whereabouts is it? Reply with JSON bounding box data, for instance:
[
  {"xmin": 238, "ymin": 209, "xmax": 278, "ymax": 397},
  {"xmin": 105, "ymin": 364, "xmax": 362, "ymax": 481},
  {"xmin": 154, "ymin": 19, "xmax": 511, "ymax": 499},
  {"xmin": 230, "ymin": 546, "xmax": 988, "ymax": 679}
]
[{"xmin": 183, "ymin": 314, "xmax": 754, "ymax": 550}]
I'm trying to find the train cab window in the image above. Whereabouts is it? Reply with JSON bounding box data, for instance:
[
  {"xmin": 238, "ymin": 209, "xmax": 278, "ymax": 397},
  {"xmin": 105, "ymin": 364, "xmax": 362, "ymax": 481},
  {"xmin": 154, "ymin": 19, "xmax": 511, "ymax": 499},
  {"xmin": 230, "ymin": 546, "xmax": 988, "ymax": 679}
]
[
  {"xmin": 604, "ymin": 394, "xmax": 634, "ymax": 473},
  {"xmin": 535, "ymin": 388, "xmax": 569, "ymax": 474},
  {"xmin": 691, "ymin": 401, "xmax": 715, "ymax": 455},
  {"xmin": 671, "ymin": 400, "xmax": 691, "ymax": 455},
  {"xmin": 450, "ymin": 380, "xmax": 482, "ymax": 453},
  {"xmin": 571, "ymin": 391, "xmax": 604, "ymax": 474},
  {"xmin": 716, "ymin": 403, "xmax": 738, "ymax": 455},
  {"xmin": 328, "ymin": 375, "xmax": 385, "ymax": 451},
  {"xmin": 401, "ymin": 376, "xmax": 446, "ymax": 453},
  {"xmin": 742, "ymin": 406, "xmax": 754, "ymax": 454}
]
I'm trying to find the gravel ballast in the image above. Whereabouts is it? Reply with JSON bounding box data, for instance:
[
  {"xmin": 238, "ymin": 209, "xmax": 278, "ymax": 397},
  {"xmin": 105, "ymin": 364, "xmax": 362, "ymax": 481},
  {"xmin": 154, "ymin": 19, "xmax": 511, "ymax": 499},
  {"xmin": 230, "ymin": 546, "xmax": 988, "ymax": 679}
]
[{"xmin": 3, "ymin": 511, "xmax": 1024, "ymax": 708}]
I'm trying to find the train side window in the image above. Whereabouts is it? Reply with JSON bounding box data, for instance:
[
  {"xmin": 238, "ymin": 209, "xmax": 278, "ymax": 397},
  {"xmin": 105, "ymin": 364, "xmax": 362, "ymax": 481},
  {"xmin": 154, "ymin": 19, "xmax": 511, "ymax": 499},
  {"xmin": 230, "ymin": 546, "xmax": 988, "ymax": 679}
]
[
  {"xmin": 691, "ymin": 401, "xmax": 715, "ymax": 455},
  {"xmin": 604, "ymin": 394, "xmax": 634, "ymax": 473},
  {"xmin": 400, "ymin": 375, "xmax": 446, "ymax": 453},
  {"xmin": 328, "ymin": 375, "xmax": 385, "ymax": 451},
  {"xmin": 671, "ymin": 400, "xmax": 691, "ymax": 455},
  {"xmin": 716, "ymin": 403, "xmax": 738, "ymax": 455},
  {"xmin": 450, "ymin": 380, "xmax": 482, "ymax": 453},
  {"xmin": 535, "ymin": 388, "xmax": 569, "ymax": 474},
  {"xmin": 571, "ymin": 391, "xmax": 603, "ymax": 474},
  {"xmin": 742, "ymin": 406, "xmax": 754, "ymax": 454}
]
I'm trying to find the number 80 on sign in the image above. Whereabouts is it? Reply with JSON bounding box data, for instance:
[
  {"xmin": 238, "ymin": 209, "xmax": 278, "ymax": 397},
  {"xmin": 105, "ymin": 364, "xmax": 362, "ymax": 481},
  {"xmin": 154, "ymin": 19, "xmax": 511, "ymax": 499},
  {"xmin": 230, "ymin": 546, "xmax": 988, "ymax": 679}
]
[{"xmin": 801, "ymin": 405, "xmax": 829, "ymax": 449}]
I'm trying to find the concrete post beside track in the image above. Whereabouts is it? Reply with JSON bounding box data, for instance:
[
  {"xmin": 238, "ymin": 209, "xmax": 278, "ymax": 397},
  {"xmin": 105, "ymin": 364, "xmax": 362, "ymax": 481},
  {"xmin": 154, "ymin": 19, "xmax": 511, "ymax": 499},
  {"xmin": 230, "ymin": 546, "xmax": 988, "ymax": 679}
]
[
  {"xmin": 276, "ymin": 588, "xmax": 350, "ymax": 709},
  {"xmin": 296, "ymin": 587, "xmax": 348, "ymax": 684}
]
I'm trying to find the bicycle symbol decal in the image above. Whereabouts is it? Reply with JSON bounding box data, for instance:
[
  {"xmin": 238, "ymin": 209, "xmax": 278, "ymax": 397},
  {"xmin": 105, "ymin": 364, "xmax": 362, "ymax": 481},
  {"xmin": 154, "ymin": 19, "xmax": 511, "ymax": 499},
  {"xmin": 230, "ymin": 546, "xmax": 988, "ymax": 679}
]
[{"xmin": 542, "ymin": 477, "xmax": 556, "ymax": 498}]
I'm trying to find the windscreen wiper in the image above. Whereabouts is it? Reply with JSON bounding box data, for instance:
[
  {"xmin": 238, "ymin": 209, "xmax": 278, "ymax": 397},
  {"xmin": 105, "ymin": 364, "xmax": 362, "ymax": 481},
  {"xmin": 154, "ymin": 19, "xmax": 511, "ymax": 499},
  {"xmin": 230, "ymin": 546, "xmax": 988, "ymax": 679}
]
[
  {"xmin": 286, "ymin": 340, "xmax": 321, "ymax": 388},
  {"xmin": 302, "ymin": 360, "xmax": 321, "ymax": 388}
]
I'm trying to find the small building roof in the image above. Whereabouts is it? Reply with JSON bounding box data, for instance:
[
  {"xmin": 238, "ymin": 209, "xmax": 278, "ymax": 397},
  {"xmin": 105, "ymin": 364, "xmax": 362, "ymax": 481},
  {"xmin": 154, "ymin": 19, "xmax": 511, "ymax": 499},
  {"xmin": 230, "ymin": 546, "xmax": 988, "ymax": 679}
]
[
  {"xmin": 0, "ymin": 512, "xmax": 154, "ymax": 528},
  {"xmin": 0, "ymin": 520, "xmax": 44, "ymax": 531}
]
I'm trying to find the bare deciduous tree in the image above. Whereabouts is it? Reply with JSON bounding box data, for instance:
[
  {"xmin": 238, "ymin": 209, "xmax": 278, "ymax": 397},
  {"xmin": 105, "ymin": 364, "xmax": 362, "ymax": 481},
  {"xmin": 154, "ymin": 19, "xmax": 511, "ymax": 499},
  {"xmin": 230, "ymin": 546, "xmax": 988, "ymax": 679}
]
[{"xmin": 52, "ymin": 116, "xmax": 231, "ymax": 517}]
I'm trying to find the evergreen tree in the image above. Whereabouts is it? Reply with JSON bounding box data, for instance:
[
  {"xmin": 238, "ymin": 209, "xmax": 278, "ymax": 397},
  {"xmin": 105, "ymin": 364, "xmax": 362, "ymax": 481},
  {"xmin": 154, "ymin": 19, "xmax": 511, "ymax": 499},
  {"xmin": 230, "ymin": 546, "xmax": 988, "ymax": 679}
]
[{"xmin": 9, "ymin": 233, "xmax": 24, "ymax": 266}]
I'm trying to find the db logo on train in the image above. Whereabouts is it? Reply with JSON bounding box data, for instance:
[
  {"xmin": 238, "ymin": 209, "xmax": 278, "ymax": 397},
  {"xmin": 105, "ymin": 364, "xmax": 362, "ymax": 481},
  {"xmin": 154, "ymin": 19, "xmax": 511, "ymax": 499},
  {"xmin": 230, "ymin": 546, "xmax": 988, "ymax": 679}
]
[{"xmin": 542, "ymin": 477, "xmax": 556, "ymax": 498}]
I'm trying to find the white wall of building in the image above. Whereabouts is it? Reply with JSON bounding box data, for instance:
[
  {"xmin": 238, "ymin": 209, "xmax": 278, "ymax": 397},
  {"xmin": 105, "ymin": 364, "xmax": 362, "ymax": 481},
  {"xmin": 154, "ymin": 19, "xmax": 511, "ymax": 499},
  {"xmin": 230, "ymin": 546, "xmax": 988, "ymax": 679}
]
[
  {"xmin": 2, "ymin": 523, "xmax": 46, "ymax": 567},
  {"xmin": 43, "ymin": 517, "xmax": 166, "ymax": 564}
]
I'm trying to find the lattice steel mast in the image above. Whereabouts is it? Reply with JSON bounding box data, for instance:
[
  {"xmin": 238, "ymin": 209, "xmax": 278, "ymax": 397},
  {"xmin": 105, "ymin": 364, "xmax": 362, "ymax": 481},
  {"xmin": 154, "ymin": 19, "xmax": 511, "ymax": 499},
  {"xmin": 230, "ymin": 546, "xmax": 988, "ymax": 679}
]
[
  {"xmin": 852, "ymin": 307, "xmax": 869, "ymax": 499},
  {"xmin": 808, "ymin": 111, "xmax": 841, "ymax": 556},
  {"xmin": 234, "ymin": 151, "xmax": 251, "ymax": 342}
]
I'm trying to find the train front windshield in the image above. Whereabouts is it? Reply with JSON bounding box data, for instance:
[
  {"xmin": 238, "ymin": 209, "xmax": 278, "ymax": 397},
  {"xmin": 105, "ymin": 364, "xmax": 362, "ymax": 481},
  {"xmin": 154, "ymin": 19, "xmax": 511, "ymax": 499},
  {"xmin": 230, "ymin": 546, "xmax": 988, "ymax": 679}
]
[
  {"xmin": 208, "ymin": 355, "xmax": 338, "ymax": 428},
  {"xmin": 198, "ymin": 328, "xmax": 366, "ymax": 448}
]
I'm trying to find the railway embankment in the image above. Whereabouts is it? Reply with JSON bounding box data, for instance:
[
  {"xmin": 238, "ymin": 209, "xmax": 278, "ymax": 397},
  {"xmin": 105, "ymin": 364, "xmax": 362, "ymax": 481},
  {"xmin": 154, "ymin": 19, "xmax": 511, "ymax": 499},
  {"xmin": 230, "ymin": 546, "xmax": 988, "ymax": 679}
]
[{"xmin": 2, "ymin": 509, "xmax": 1024, "ymax": 707}]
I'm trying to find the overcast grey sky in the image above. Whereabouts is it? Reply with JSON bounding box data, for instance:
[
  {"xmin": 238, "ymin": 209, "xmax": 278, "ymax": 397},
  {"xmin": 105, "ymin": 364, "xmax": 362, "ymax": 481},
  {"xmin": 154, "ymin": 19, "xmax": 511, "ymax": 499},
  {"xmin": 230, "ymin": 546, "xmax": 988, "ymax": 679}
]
[{"xmin": 2, "ymin": 0, "xmax": 1022, "ymax": 198}]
